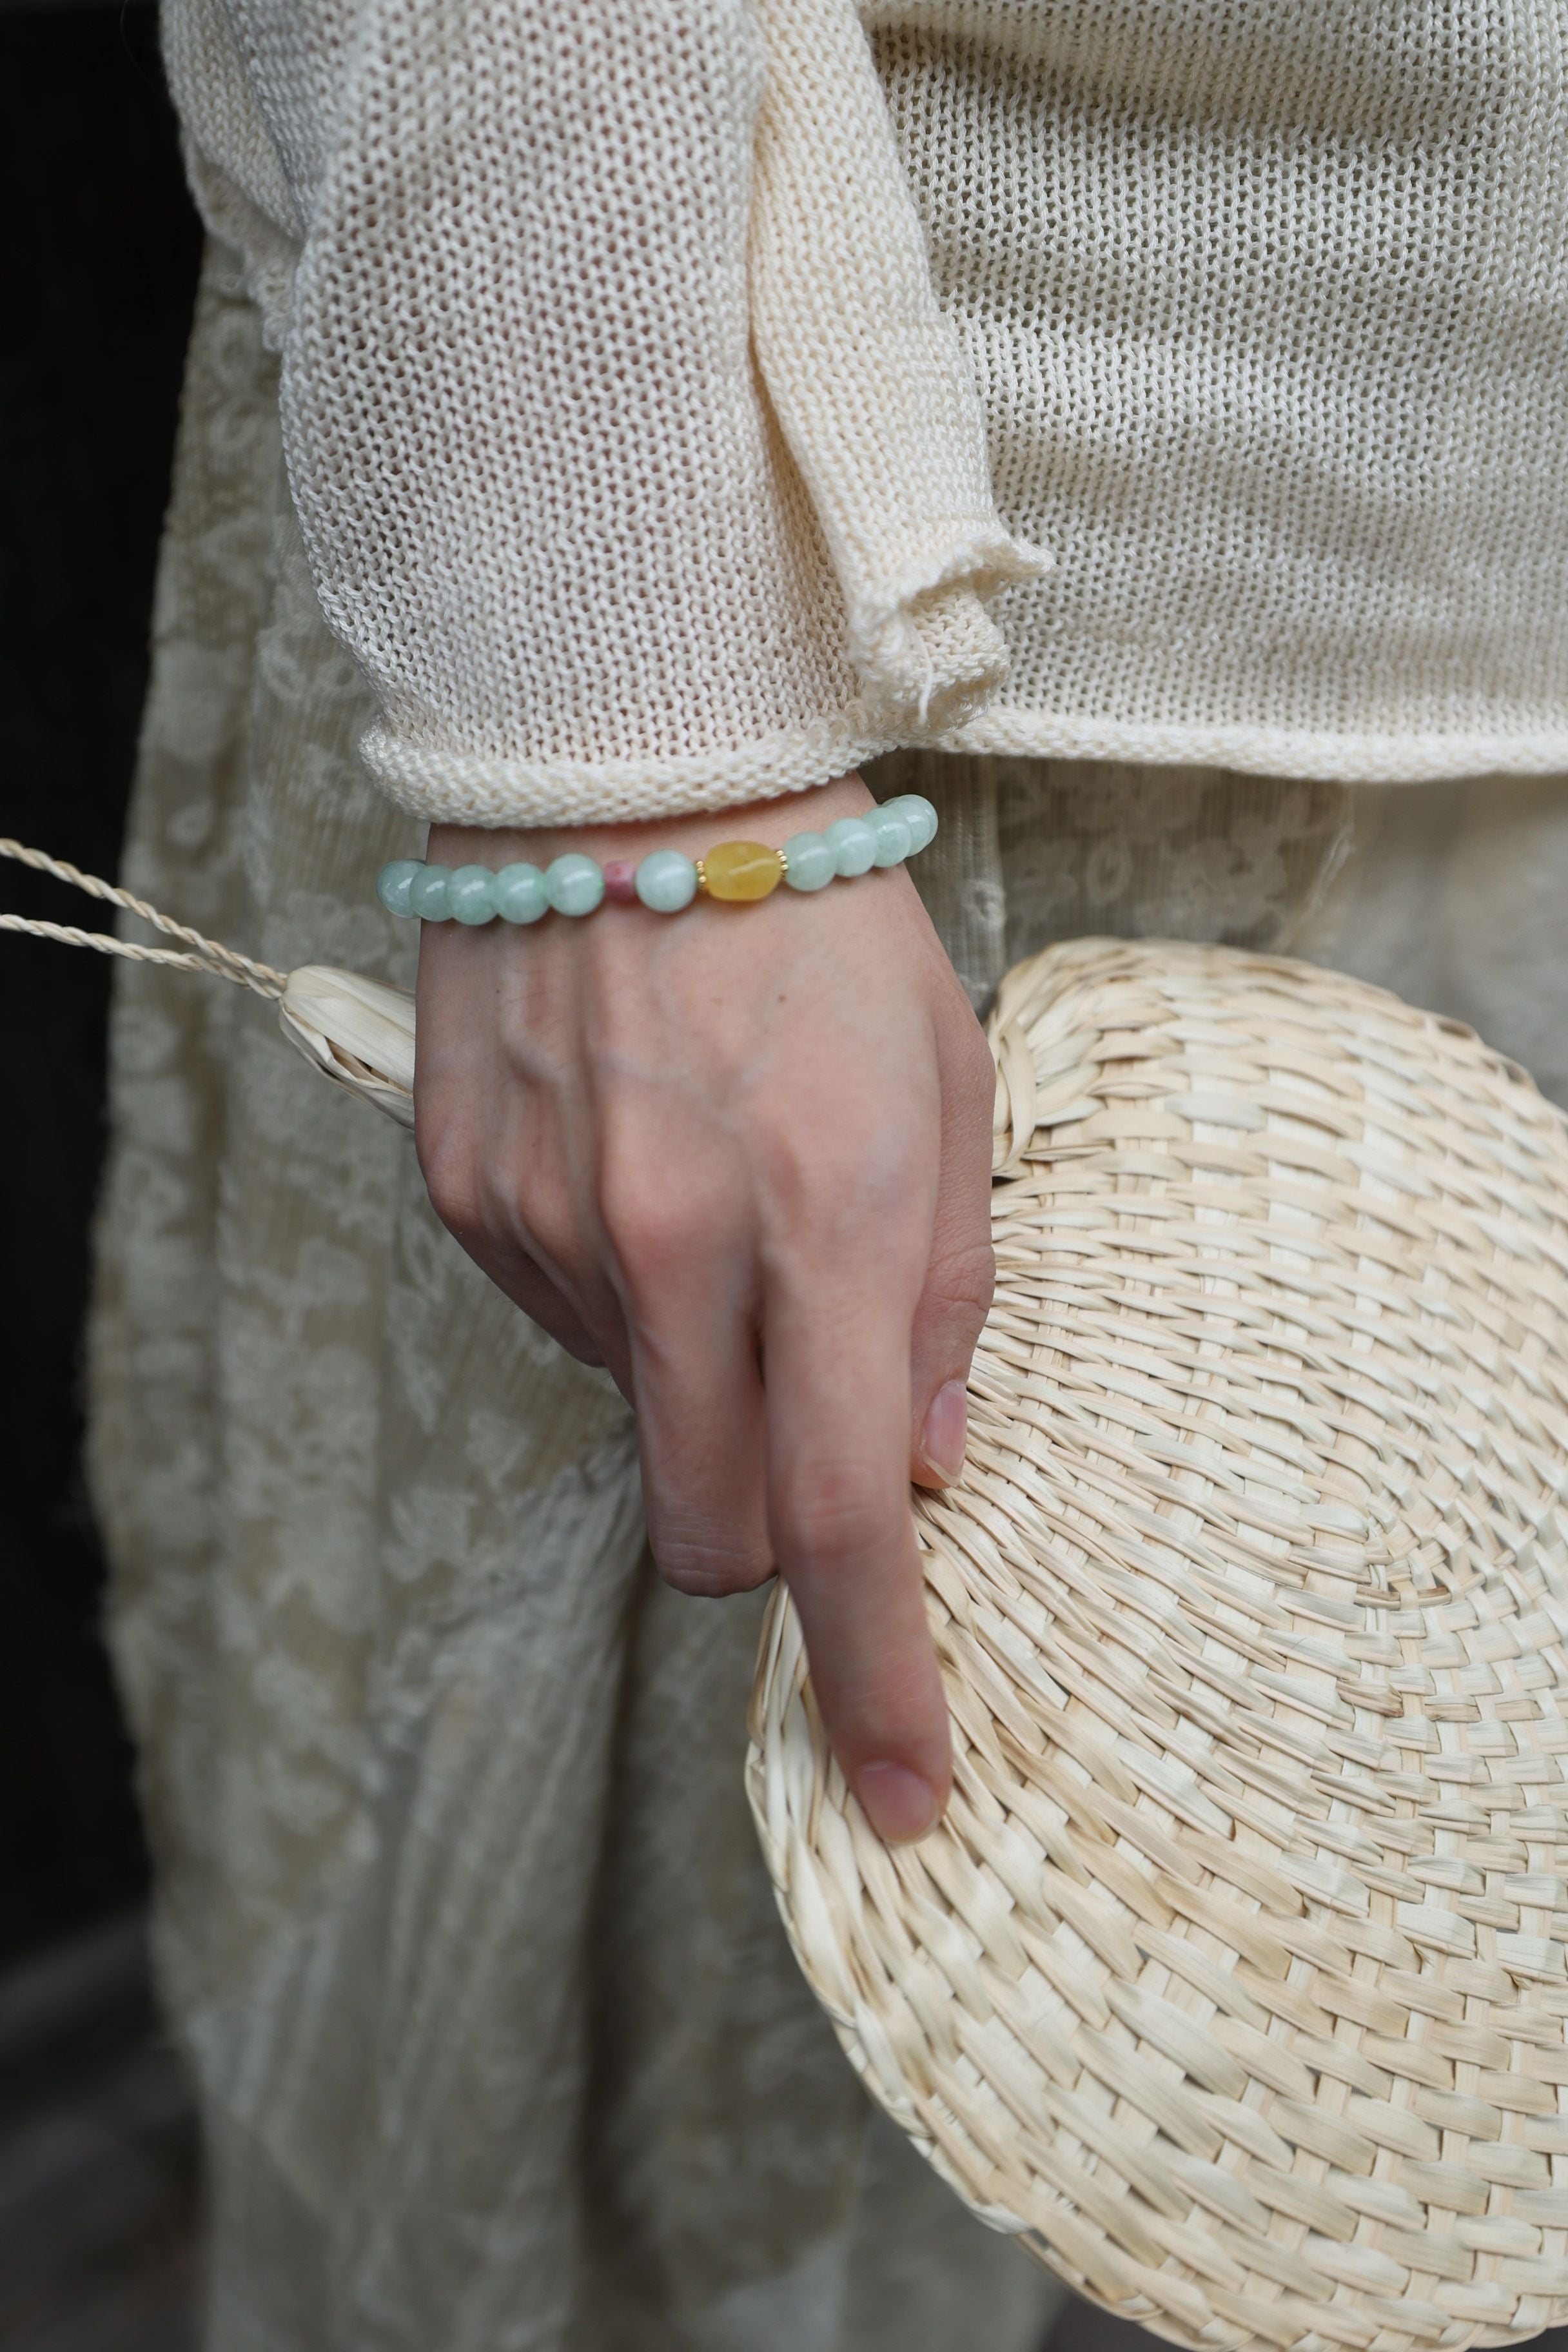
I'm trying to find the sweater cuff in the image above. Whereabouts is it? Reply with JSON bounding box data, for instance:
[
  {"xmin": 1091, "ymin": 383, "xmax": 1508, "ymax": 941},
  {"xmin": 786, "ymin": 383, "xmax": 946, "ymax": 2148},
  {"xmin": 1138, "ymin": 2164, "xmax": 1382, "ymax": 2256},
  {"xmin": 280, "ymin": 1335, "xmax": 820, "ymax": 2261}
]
[{"xmin": 358, "ymin": 703, "xmax": 900, "ymax": 830}]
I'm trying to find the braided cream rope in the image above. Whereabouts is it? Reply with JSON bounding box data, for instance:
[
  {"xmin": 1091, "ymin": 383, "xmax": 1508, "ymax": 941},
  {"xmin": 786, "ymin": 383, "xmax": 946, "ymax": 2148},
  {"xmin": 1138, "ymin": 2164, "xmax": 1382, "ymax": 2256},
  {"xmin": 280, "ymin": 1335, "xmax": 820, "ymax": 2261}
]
[
  {"xmin": 749, "ymin": 937, "xmax": 1568, "ymax": 2351},
  {"xmin": 0, "ymin": 838, "xmax": 288, "ymax": 997},
  {"xmin": 0, "ymin": 839, "xmax": 415, "ymax": 1122}
]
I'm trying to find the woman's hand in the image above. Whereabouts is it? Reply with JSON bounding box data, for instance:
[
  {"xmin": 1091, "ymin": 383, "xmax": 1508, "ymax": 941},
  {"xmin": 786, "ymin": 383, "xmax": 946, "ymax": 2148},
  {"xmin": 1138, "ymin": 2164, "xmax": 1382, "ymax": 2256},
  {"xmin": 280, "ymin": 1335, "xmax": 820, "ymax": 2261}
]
[{"xmin": 413, "ymin": 772, "xmax": 994, "ymax": 1841}]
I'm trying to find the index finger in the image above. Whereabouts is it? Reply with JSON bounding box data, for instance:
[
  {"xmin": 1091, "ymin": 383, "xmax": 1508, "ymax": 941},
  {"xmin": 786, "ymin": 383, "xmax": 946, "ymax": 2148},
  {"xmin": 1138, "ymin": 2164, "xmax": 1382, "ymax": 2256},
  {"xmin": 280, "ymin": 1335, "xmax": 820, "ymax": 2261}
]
[{"xmin": 762, "ymin": 1247, "xmax": 952, "ymax": 1843}]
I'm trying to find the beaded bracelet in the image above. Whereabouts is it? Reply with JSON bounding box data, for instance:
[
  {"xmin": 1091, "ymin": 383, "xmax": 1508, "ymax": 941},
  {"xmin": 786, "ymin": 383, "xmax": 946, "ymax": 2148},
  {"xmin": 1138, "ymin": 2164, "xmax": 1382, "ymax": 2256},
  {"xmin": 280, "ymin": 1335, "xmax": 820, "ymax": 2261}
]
[{"xmin": 376, "ymin": 796, "xmax": 937, "ymax": 925}]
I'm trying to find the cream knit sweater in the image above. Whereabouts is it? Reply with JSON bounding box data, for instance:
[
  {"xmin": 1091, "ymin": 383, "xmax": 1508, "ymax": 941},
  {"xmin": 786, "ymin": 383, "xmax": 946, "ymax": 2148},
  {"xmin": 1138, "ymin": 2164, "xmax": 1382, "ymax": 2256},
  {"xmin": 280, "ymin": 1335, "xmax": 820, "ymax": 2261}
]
[{"xmin": 162, "ymin": 0, "xmax": 1568, "ymax": 825}]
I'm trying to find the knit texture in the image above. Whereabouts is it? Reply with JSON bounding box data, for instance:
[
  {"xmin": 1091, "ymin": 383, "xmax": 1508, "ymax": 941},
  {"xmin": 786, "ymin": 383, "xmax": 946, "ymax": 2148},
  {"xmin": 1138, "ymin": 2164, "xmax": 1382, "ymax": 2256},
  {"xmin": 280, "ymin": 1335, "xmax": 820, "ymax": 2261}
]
[
  {"xmin": 164, "ymin": 0, "xmax": 1568, "ymax": 820},
  {"xmin": 749, "ymin": 0, "xmax": 1048, "ymax": 736},
  {"xmin": 162, "ymin": 0, "xmax": 1038, "ymax": 824},
  {"xmin": 876, "ymin": 3, "xmax": 1568, "ymax": 781}
]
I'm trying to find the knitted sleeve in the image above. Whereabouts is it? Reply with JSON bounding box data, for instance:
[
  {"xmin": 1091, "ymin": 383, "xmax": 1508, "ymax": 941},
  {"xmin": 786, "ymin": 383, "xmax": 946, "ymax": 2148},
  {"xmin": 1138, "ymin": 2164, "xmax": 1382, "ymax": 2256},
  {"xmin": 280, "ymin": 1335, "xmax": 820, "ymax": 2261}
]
[
  {"xmin": 159, "ymin": 0, "xmax": 867, "ymax": 824},
  {"xmin": 162, "ymin": 0, "xmax": 1041, "ymax": 827}
]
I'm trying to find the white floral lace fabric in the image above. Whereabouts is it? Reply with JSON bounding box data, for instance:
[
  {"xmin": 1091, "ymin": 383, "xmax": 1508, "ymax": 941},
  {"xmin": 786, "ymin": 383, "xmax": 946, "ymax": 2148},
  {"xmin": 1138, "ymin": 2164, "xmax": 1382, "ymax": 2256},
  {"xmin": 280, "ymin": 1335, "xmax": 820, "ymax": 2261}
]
[
  {"xmin": 873, "ymin": 749, "xmax": 1353, "ymax": 1009},
  {"xmin": 88, "ymin": 244, "xmax": 1568, "ymax": 2352}
]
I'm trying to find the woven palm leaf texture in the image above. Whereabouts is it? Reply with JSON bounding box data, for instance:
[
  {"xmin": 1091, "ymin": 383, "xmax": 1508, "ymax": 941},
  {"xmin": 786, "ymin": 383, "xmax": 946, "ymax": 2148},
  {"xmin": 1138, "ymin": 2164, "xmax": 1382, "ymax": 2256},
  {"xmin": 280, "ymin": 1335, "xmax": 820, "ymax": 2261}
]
[{"xmin": 748, "ymin": 937, "xmax": 1568, "ymax": 2352}]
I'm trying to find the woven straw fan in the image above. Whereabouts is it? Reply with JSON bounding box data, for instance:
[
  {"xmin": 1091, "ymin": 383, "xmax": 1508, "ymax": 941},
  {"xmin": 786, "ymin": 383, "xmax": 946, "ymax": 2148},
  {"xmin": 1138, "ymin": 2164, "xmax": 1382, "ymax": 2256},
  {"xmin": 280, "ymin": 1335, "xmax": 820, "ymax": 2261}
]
[
  {"xmin": 752, "ymin": 936, "xmax": 1568, "ymax": 2352},
  {"xmin": 14, "ymin": 840, "xmax": 1568, "ymax": 2347}
]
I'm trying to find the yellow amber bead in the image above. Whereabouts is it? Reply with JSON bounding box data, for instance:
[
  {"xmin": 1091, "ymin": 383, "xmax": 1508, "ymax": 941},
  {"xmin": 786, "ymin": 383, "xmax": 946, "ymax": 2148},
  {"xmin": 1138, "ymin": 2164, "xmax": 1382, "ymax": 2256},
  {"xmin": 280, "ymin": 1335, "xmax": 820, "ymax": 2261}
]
[{"xmin": 700, "ymin": 841, "xmax": 785, "ymax": 901}]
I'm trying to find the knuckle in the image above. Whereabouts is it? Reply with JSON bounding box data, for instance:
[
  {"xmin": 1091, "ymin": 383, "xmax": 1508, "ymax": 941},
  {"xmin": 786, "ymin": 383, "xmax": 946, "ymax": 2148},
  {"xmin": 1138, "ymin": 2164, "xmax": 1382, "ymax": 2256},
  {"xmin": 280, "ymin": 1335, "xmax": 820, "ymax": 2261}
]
[
  {"xmin": 600, "ymin": 1162, "xmax": 710, "ymax": 1289},
  {"xmin": 812, "ymin": 1125, "xmax": 913, "ymax": 1217},
  {"xmin": 653, "ymin": 1525, "xmax": 774, "ymax": 1598},
  {"xmin": 763, "ymin": 1128, "xmax": 928, "ymax": 1272},
  {"xmin": 938, "ymin": 1233, "xmax": 997, "ymax": 1323},
  {"xmin": 607, "ymin": 1193, "xmax": 691, "ymax": 1280},
  {"xmin": 777, "ymin": 1457, "xmax": 895, "ymax": 1569}
]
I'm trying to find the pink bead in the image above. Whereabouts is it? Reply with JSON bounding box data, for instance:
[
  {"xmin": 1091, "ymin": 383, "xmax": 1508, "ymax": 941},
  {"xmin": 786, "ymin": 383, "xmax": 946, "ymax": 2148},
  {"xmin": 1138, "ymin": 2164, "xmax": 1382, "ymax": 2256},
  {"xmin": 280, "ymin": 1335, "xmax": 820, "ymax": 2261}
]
[{"xmin": 602, "ymin": 859, "xmax": 638, "ymax": 905}]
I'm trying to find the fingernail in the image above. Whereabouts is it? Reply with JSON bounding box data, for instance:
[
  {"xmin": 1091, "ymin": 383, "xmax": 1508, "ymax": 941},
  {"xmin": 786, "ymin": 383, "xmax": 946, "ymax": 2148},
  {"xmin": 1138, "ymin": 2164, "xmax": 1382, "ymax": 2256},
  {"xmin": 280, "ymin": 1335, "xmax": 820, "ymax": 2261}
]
[
  {"xmin": 856, "ymin": 1761, "xmax": 941, "ymax": 1843},
  {"xmin": 917, "ymin": 1378, "xmax": 968, "ymax": 1487}
]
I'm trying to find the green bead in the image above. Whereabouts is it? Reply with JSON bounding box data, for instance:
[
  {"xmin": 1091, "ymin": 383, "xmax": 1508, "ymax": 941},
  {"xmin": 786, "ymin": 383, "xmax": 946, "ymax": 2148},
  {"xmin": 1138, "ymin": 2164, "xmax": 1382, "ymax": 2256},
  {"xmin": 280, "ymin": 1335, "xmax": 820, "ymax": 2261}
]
[
  {"xmin": 448, "ymin": 865, "xmax": 499, "ymax": 925},
  {"xmin": 888, "ymin": 794, "xmax": 939, "ymax": 854},
  {"xmin": 868, "ymin": 805, "xmax": 914, "ymax": 867},
  {"xmin": 408, "ymin": 865, "xmax": 453, "ymax": 920},
  {"xmin": 782, "ymin": 832, "xmax": 834, "ymax": 891},
  {"xmin": 493, "ymin": 863, "xmax": 548, "ymax": 923},
  {"xmin": 634, "ymin": 848, "xmax": 698, "ymax": 912},
  {"xmin": 377, "ymin": 859, "xmax": 424, "ymax": 917},
  {"xmin": 824, "ymin": 816, "xmax": 878, "ymax": 877},
  {"xmin": 545, "ymin": 853, "xmax": 605, "ymax": 916}
]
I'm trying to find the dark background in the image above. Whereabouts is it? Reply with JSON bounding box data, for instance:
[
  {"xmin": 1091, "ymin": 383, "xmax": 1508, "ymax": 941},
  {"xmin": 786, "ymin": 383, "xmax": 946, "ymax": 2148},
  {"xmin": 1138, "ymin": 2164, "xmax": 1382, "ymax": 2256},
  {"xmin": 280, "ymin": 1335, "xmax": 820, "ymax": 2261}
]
[
  {"xmin": 1, "ymin": 10, "xmax": 206, "ymax": 2340},
  {"xmin": 2, "ymin": 0, "xmax": 201, "ymax": 1969}
]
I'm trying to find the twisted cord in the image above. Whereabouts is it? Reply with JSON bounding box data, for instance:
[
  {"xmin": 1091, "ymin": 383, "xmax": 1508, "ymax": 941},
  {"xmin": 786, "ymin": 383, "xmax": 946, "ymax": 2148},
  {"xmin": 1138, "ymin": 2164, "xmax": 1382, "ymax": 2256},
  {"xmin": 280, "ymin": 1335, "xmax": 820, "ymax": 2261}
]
[
  {"xmin": 0, "ymin": 912, "xmax": 284, "ymax": 995},
  {"xmin": 0, "ymin": 838, "xmax": 287, "ymax": 1000}
]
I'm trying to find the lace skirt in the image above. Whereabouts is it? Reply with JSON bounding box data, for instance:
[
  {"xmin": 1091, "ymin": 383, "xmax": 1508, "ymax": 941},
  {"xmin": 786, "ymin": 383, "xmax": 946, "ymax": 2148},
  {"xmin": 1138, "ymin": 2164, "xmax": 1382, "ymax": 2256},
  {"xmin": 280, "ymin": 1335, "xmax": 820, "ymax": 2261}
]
[{"xmin": 88, "ymin": 242, "xmax": 1568, "ymax": 2352}]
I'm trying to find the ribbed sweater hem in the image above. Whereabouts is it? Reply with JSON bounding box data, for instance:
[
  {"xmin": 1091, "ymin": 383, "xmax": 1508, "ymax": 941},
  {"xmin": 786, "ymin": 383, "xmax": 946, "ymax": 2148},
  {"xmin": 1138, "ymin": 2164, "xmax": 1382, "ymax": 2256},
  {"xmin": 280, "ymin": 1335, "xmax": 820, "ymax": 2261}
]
[
  {"xmin": 366, "ymin": 703, "xmax": 1568, "ymax": 826},
  {"xmin": 941, "ymin": 708, "xmax": 1568, "ymax": 786},
  {"xmin": 360, "ymin": 708, "xmax": 901, "ymax": 828}
]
